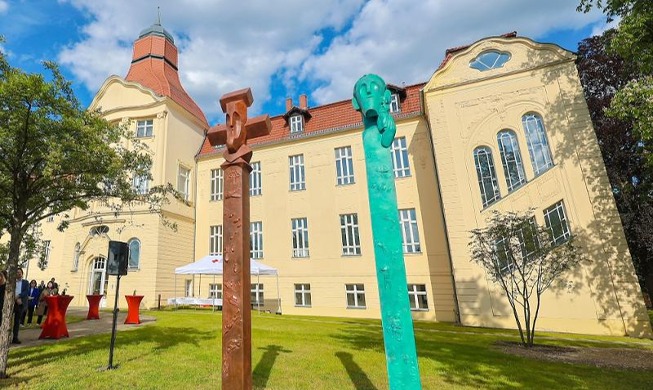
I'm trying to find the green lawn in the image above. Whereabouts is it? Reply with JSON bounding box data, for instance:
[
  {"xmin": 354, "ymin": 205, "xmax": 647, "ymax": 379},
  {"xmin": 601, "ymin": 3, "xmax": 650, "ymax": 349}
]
[{"xmin": 4, "ymin": 310, "xmax": 653, "ymax": 389}]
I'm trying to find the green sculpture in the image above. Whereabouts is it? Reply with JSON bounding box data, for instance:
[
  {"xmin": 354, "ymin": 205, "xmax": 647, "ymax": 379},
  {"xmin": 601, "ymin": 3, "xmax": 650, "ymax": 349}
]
[{"xmin": 352, "ymin": 74, "xmax": 422, "ymax": 390}]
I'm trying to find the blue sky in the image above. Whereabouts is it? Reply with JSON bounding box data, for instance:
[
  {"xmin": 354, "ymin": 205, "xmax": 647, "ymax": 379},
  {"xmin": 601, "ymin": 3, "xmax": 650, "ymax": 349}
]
[{"xmin": 0, "ymin": 0, "xmax": 611, "ymax": 124}]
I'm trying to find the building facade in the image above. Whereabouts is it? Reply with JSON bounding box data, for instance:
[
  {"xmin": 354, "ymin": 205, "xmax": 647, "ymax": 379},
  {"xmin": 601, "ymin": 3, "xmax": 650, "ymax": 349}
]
[{"xmin": 27, "ymin": 25, "xmax": 652, "ymax": 337}]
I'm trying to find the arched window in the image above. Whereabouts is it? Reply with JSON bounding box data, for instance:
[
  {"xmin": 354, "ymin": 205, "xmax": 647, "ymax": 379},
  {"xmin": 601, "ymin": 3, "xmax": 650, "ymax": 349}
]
[
  {"xmin": 72, "ymin": 242, "xmax": 81, "ymax": 271},
  {"xmin": 128, "ymin": 238, "xmax": 141, "ymax": 270},
  {"xmin": 90, "ymin": 225, "xmax": 109, "ymax": 236},
  {"xmin": 469, "ymin": 50, "xmax": 511, "ymax": 71},
  {"xmin": 497, "ymin": 130, "xmax": 526, "ymax": 191},
  {"xmin": 474, "ymin": 146, "xmax": 501, "ymax": 207},
  {"xmin": 522, "ymin": 113, "xmax": 553, "ymax": 176}
]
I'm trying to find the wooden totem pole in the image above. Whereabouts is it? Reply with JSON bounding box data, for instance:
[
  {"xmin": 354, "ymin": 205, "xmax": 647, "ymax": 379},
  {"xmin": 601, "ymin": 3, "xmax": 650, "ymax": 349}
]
[
  {"xmin": 352, "ymin": 74, "xmax": 422, "ymax": 389},
  {"xmin": 207, "ymin": 88, "xmax": 271, "ymax": 390}
]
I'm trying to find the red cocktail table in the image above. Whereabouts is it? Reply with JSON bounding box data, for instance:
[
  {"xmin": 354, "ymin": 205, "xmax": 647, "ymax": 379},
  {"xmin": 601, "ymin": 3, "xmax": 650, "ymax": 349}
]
[
  {"xmin": 124, "ymin": 295, "xmax": 144, "ymax": 324},
  {"xmin": 39, "ymin": 295, "xmax": 74, "ymax": 339},
  {"xmin": 86, "ymin": 294, "xmax": 103, "ymax": 320}
]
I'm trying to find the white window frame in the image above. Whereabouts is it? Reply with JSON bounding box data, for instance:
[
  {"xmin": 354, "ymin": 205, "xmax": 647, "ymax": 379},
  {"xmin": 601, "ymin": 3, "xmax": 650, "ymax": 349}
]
[
  {"xmin": 290, "ymin": 114, "xmax": 304, "ymax": 133},
  {"xmin": 544, "ymin": 200, "xmax": 571, "ymax": 246},
  {"xmin": 209, "ymin": 283, "xmax": 222, "ymax": 299},
  {"xmin": 128, "ymin": 238, "xmax": 141, "ymax": 270},
  {"xmin": 335, "ymin": 146, "xmax": 355, "ymax": 185},
  {"xmin": 474, "ymin": 146, "xmax": 501, "ymax": 207},
  {"xmin": 210, "ymin": 168, "xmax": 223, "ymax": 201},
  {"xmin": 497, "ymin": 130, "xmax": 527, "ymax": 191},
  {"xmin": 178, "ymin": 165, "xmax": 191, "ymax": 201},
  {"xmin": 251, "ymin": 283, "xmax": 264, "ymax": 305},
  {"xmin": 132, "ymin": 173, "xmax": 149, "ymax": 195},
  {"xmin": 345, "ymin": 284, "xmax": 366, "ymax": 309},
  {"xmin": 136, "ymin": 119, "xmax": 153, "ymax": 138},
  {"xmin": 389, "ymin": 93, "xmax": 400, "ymax": 113},
  {"xmin": 340, "ymin": 214, "xmax": 361, "ymax": 256},
  {"xmin": 522, "ymin": 113, "xmax": 554, "ymax": 176},
  {"xmin": 391, "ymin": 137, "xmax": 411, "ymax": 178},
  {"xmin": 408, "ymin": 284, "xmax": 428, "ymax": 311},
  {"xmin": 291, "ymin": 217, "xmax": 309, "ymax": 258},
  {"xmin": 41, "ymin": 240, "xmax": 51, "ymax": 268},
  {"xmin": 250, "ymin": 161, "xmax": 262, "ymax": 196},
  {"xmin": 185, "ymin": 279, "xmax": 193, "ymax": 297},
  {"xmin": 289, "ymin": 154, "xmax": 306, "ymax": 191},
  {"xmin": 294, "ymin": 283, "xmax": 312, "ymax": 307},
  {"xmin": 209, "ymin": 225, "xmax": 223, "ymax": 256},
  {"xmin": 250, "ymin": 221, "xmax": 263, "ymax": 259},
  {"xmin": 399, "ymin": 208, "xmax": 421, "ymax": 253}
]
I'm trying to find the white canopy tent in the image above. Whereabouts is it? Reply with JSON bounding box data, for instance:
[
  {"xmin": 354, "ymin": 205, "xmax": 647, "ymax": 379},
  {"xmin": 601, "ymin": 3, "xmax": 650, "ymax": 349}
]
[{"xmin": 172, "ymin": 255, "xmax": 280, "ymax": 312}]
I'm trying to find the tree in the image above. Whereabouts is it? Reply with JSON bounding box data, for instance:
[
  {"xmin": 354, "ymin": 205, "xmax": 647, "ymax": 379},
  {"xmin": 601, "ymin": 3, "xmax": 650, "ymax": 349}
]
[
  {"xmin": 578, "ymin": 0, "xmax": 653, "ymax": 166},
  {"xmin": 469, "ymin": 211, "xmax": 581, "ymax": 348},
  {"xmin": 576, "ymin": 30, "xmax": 653, "ymax": 298},
  {"xmin": 0, "ymin": 54, "xmax": 173, "ymax": 378}
]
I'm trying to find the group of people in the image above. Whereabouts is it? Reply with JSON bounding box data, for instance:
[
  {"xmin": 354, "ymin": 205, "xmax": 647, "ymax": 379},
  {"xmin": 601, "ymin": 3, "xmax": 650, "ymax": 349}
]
[{"xmin": 0, "ymin": 269, "xmax": 60, "ymax": 344}]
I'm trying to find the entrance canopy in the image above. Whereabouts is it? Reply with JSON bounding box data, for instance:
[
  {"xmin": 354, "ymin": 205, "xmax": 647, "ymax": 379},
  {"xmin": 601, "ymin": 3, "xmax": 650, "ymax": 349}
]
[{"xmin": 175, "ymin": 255, "xmax": 278, "ymax": 276}]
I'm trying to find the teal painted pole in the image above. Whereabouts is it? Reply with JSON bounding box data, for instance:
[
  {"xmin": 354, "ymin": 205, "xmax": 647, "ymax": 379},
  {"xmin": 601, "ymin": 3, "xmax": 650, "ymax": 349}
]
[{"xmin": 353, "ymin": 74, "xmax": 422, "ymax": 390}]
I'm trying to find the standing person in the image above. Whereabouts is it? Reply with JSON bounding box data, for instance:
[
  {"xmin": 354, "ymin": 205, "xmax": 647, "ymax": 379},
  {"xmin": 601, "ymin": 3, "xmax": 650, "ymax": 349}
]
[
  {"xmin": 0, "ymin": 271, "xmax": 7, "ymax": 327},
  {"xmin": 35, "ymin": 281, "xmax": 54, "ymax": 325},
  {"xmin": 12, "ymin": 268, "xmax": 29, "ymax": 344},
  {"xmin": 38, "ymin": 280, "xmax": 45, "ymax": 291},
  {"xmin": 23, "ymin": 280, "xmax": 40, "ymax": 325},
  {"xmin": 50, "ymin": 278, "xmax": 59, "ymax": 295}
]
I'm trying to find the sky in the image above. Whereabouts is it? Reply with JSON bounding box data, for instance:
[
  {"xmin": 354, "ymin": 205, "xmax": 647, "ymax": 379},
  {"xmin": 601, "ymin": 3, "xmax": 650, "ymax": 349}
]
[{"xmin": 0, "ymin": 0, "xmax": 612, "ymax": 124}]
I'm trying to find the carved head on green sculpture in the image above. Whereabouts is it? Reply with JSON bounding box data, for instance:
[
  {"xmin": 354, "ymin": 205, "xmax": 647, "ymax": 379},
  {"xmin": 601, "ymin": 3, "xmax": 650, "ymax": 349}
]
[{"xmin": 352, "ymin": 74, "xmax": 396, "ymax": 148}]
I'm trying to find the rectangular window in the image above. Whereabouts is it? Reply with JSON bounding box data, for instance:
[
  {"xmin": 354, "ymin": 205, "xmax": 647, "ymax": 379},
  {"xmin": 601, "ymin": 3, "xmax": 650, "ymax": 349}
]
[
  {"xmin": 408, "ymin": 284, "xmax": 428, "ymax": 310},
  {"xmin": 185, "ymin": 279, "xmax": 193, "ymax": 297},
  {"xmin": 544, "ymin": 200, "xmax": 571, "ymax": 246},
  {"xmin": 41, "ymin": 240, "xmax": 51, "ymax": 268},
  {"xmin": 132, "ymin": 174, "xmax": 149, "ymax": 195},
  {"xmin": 250, "ymin": 162, "xmax": 262, "ymax": 196},
  {"xmin": 399, "ymin": 208, "xmax": 421, "ymax": 253},
  {"xmin": 251, "ymin": 283, "xmax": 264, "ymax": 305},
  {"xmin": 290, "ymin": 115, "xmax": 304, "ymax": 133},
  {"xmin": 294, "ymin": 283, "xmax": 312, "ymax": 307},
  {"xmin": 210, "ymin": 168, "xmax": 223, "ymax": 201},
  {"xmin": 250, "ymin": 221, "xmax": 263, "ymax": 259},
  {"xmin": 391, "ymin": 137, "xmax": 411, "ymax": 178},
  {"xmin": 289, "ymin": 154, "xmax": 305, "ymax": 191},
  {"xmin": 209, "ymin": 225, "xmax": 223, "ymax": 256},
  {"xmin": 345, "ymin": 284, "xmax": 366, "ymax": 309},
  {"xmin": 136, "ymin": 119, "xmax": 153, "ymax": 137},
  {"xmin": 335, "ymin": 146, "xmax": 355, "ymax": 185},
  {"xmin": 209, "ymin": 283, "xmax": 222, "ymax": 299},
  {"xmin": 291, "ymin": 217, "xmax": 309, "ymax": 258},
  {"xmin": 389, "ymin": 94, "xmax": 400, "ymax": 113},
  {"xmin": 47, "ymin": 215, "xmax": 54, "ymax": 222},
  {"xmin": 340, "ymin": 214, "xmax": 361, "ymax": 255},
  {"xmin": 177, "ymin": 166, "xmax": 191, "ymax": 201}
]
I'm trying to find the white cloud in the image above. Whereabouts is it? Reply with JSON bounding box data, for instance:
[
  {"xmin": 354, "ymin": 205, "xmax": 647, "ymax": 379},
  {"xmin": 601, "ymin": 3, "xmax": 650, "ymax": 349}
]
[
  {"xmin": 0, "ymin": 1, "xmax": 7, "ymax": 14},
  {"xmin": 55, "ymin": 0, "xmax": 604, "ymax": 119}
]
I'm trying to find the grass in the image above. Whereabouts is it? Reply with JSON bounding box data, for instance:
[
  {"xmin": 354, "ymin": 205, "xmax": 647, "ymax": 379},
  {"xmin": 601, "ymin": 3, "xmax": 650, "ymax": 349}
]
[{"xmin": 3, "ymin": 310, "xmax": 653, "ymax": 389}]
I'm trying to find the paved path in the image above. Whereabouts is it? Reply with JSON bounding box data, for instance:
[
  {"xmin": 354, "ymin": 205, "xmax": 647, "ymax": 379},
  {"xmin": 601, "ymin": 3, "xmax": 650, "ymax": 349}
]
[{"xmin": 9, "ymin": 307, "xmax": 156, "ymax": 349}]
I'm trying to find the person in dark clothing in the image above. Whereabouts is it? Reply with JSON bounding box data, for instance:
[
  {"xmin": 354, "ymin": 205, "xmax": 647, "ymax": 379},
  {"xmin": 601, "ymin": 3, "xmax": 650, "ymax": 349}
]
[
  {"xmin": 22, "ymin": 279, "xmax": 40, "ymax": 325},
  {"xmin": 12, "ymin": 268, "xmax": 29, "ymax": 344}
]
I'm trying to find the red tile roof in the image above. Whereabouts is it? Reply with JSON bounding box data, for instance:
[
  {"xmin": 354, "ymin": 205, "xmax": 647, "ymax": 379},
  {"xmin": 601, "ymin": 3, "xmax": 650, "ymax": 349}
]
[
  {"xmin": 125, "ymin": 35, "xmax": 208, "ymax": 129},
  {"xmin": 198, "ymin": 82, "xmax": 425, "ymax": 158}
]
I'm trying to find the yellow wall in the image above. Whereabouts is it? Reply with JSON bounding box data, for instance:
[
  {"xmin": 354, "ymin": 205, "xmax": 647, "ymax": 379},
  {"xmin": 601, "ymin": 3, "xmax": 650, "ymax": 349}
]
[{"xmin": 424, "ymin": 36, "xmax": 651, "ymax": 337}]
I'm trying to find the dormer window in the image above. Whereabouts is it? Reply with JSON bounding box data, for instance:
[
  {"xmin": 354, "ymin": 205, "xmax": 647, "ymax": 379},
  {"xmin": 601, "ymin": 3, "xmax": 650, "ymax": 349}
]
[
  {"xmin": 136, "ymin": 119, "xmax": 153, "ymax": 137},
  {"xmin": 389, "ymin": 93, "xmax": 400, "ymax": 113},
  {"xmin": 290, "ymin": 115, "xmax": 304, "ymax": 133}
]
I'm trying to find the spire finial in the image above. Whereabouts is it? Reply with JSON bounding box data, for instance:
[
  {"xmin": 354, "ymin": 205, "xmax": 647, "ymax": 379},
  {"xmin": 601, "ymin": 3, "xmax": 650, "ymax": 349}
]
[{"xmin": 157, "ymin": 6, "xmax": 161, "ymax": 25}]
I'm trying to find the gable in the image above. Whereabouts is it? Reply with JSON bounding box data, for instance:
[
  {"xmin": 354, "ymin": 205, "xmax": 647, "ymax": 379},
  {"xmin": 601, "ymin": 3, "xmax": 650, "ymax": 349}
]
[
  {"xmin": 424, "ymin": 36, "xmax": 575, "ymax": 92},
  {"xmin": 89, "ymin": 76, "xmax": 163, "ymax": 114}
]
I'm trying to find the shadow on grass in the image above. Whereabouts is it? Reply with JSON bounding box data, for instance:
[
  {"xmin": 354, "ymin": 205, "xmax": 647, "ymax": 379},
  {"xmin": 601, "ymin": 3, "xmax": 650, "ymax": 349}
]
[
  {"xmin": 335, "ymin": 351, "xmax": 378, "ymax": 390},
  {"xmin": 8, "ymin": 325, "xmax": 213, "ymax": 375},
  {"xmin": 330, "ymin": 324, "xmax": 649, "ymax": 389},
  {"xmin": 253, "ymin": 344, "xmax": 291, "ymax": 390}
]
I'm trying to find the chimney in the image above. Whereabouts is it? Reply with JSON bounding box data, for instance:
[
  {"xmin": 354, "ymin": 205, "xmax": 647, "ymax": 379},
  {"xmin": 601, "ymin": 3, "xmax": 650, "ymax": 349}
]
[
  {"xmin": 299, "ymin": 94, "xmax": 308, "ymax": 109},
  {"xmin": 285, "ymin": 97, "xmax": 293, "ymax": 112}
]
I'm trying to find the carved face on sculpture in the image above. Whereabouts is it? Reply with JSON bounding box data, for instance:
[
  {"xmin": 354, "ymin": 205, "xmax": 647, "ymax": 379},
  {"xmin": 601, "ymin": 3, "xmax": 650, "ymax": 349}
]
[
  {"xmin": 352, "ymin": 74, "xmax": 392, "ymax": 118},
  {"xmin": 225, "ymin": 100, "xmax": 248, "ymax": 153}
]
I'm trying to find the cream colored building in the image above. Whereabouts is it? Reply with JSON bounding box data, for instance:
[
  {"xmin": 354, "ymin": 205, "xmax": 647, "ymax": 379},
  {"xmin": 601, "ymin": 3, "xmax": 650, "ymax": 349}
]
[{"xmin": 26, "ymin": 24, "xmax": 651, "ymax": 337}]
